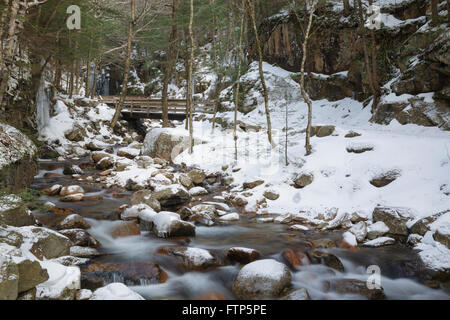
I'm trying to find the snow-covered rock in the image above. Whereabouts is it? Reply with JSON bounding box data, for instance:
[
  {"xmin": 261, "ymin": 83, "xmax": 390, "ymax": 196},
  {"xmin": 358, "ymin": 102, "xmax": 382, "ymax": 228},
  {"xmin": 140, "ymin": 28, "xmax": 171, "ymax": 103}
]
[
  {"xmin": 232, "ymin": 259, "xmax": 291, "ymax": 299},
  {"xmin": 363, "ymin": 237, "xmax": 396, "ymax": 247},
  {"xmin": 189, "ymin": 186, "xmax": 208, "ymax": 196},
  {"xmin": 367, "ymin": 221, "xmax": 390, "ymax": 240},
  {"xmin": 218, "ymin": 212, "xmax": 240, "ymax": 222},
  {"xmin": 36, "ymin": 261, "xmax": 81, "ymax": 300},
  {"xmin": 90, "ymin": 283, "xmax": 145, "ymax": 300}
]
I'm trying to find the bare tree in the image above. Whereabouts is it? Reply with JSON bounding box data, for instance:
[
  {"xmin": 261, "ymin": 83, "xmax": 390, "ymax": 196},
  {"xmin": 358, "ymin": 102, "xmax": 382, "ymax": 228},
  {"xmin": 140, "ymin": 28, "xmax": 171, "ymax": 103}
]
[
  {"xmin": 161, "ymin": 0, "xmax": 178, "ymax": 128},
  {"xmin": 234, "ymin": 0, "xmax": 245, "ymax": 160},
  {"xmin": 0, "ymin": 0, "xmax": 19, "ymax": 108},
  {"xmin": 111, "ymin": 0, "xmax": 136, "ymax": 129},
  {"xmin": 297, "ymin": 0, "xmax": 317, "ymax": 156},
  {"xmin": 431, "ymin": 0, "xmax": 439, "ymax": 26},
  {"xmin": 187, "ymin": 0, "xmax": 194, "ymax": 154},
  {"xmin": 247, "ymin": 0, "xmax": 273, "ymax": 146}
]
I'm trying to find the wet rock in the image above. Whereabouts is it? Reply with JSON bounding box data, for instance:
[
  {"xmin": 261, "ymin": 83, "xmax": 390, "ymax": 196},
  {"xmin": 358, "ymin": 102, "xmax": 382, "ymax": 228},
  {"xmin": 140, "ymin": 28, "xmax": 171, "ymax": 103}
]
[
  {"xmin": 367, "ymin": 221, "xmax": 389, "ymax": 239},
  {"xmin": 155, "ymin": 246, "xmax": 219, "ymax": 271},
  {"xmin": 59, "ymin": 229, "xmax": 101, "ymax": 248},
  {"xmin": 280, "ymin": 288, "xmax": 311, "ymax": 300},
  {"xmin": 307, "ymin": 249, "xmax": 344, "ymax": 272},
  {"xmin": 149, "ymin": 211, "xmax": 196, "ymax": 238},
  {"xmin": 43, "ymin": 184, "xmax": 62, "ymax": 196},
  {"xmin": 188, "ymin": 170, "xmax": 206, "ymax": 185},
  {"xmin": 195, "ymin": 291, "xmax": 227, "ymax": 300},
  {"xmin": 372, "ymin": 206, "xmax": 413, "ymax": 236},
  {"xmin": 60, "ymin": 185, "xmax": 85, "ymax": 197},
  {"xmin": 243, "ymin": 180, "xmax": 264, "ymax": 190},
  {"xmin": 81, "ymin": 262, "xmax": 168, "ymax": 287},
  {"xmin": 130, "ymin": 190, "xmax": 161, "ymax": 212},
  {"xmin": 60, "ymin": 193, "xmax": 84, "ymax": 202},
  {"xmin": 282, "ymin": 249, "xmax": 311, "ymax": 269},
  {"xmin": 63, "ymin": 165, "xmax": 83, "ymax": 175},
  {"xmin": 311, "ymin": 238, "xmax": 336, "ymax": 249},
  {"xmin": 328, "ymin": 279, "xmax": 385, "ymax": 300},
  {"xmin": 370, "ymin": 170, "xmax": 401, "ymax": 188},
  {"xmin": 90, "ymin": 283, "xmax": 144, "ymax": 300},
  {"xmin": 339, "ymin": 231, "xmax": 357, "ymax": 250},
  {"xmin": 433, "ymin": 226, "xmax": 450, "ymax": 249},
  {"xmin": 56, "ymin": 214, "xmax": 91, "ymax": 230},
  {"xmin": 225, "ymin": 247, "xmax": 260, "ymax": 264},
  {"xmin": 152, "ymin": 184, "xmax": 191, "ymax": 208},
  {"xmin": 232, "ymin": 259, "xmax": 292, "ymax": 299},
  {"xmin": 363, "ymin": 237, "xmax": 396, "ymax": 247},
  {"xmin": 263, "ymin": 190, "xmax": 280, "ymax": 200},
  {"xmin": 111, "ymin": 221, "xmax": 141, "ymax": 239},
  {"xmin": 294, "ymin": 173, "xmax": 313, "ymax": 188}
]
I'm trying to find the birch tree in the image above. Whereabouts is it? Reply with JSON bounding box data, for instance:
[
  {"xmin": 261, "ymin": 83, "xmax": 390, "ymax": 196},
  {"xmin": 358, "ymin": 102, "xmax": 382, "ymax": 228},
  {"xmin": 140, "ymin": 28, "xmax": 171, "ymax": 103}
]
[
  {"xmin": 247, "ymin": 0, "xmax": 273, "ymax": 146},
  {"xmin": 187, "ymin": 0, "xmax": 194, "ymax": 154}
]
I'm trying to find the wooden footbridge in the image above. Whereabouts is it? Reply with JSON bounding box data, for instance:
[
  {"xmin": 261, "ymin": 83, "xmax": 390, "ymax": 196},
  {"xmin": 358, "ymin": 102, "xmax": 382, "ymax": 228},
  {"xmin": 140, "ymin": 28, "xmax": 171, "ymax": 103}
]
[{"xmin": 98, "ymin": 96, "xmax": 215, "ymax": 120}]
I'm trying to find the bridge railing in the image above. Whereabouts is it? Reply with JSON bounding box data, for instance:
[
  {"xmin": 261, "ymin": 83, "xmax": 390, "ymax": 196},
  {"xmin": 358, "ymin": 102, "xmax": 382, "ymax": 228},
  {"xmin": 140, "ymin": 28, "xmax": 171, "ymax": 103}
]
[{"xmin": 98, "ymin": 96, "xmax": 216, "ymax": 115}]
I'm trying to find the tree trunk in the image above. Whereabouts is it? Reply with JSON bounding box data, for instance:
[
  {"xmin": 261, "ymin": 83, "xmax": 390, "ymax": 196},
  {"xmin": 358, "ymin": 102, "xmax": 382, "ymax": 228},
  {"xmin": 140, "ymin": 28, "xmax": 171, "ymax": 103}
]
[
  {"xmin": 0, "ymin": 0, "xmax": 19, "ymax": 108},
  {"xmin": 448, "ymin": 0, "xmax": 450, "ymax": 25},
  {"xmin": 431, "ymin": 0, "xmax": 439, "ymax": 26},
  {"xmin": 368, "ymin": 0, "xmax": 380, "ymax": 111},
  {"xmin": 188, "ymin": 0, "xmax": 195, "ymax": 154},
  {"xmin": 357, "ymin": 0, "xmax": 376, "ymax": 109},
  {"xmin": 162, "ymin": 0, "xmax": 178, "ymax": 128},
  {"xmin": 86, "ymin": 38, "xmax": 93, "ymax": 97},
  {"xmin": 91, "ymin": 61, "xmax": 98, "ymax": 98},
  {"xmin": 247, "ymin": 0, "xmax": 273, "ymax": 146},
  {"xmin": 343, "ymin": 0, "xmax": 351, "ymax": 15},
  {"xmin": 299, "ymin": 0, "xmax": 317, "ymax": 156},
  {"xmin": 0, "ymin": 0, "xmax": 9, "ymax": 109},
  {"xmin": 111, "ymin": 0, "xmax": 136, "ymax": 129},
  {"xmin": 234, "ymin": 0, "xmax": 246, "ymax": 161}
]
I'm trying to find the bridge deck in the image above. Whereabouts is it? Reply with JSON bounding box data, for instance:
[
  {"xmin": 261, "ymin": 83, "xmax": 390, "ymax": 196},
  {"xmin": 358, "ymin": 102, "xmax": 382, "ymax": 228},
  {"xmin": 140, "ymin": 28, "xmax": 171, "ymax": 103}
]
[{"xmin": 98, "ymin": 96, "xmax": 215, "ymax": 120}]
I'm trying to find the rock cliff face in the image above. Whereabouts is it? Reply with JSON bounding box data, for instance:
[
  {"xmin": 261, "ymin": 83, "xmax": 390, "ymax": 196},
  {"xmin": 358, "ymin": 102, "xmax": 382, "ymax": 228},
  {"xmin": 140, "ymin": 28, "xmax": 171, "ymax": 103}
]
[
  {"xmin": 254, "ymin": 1, "xmax": 449, "ymax": 129},
  {"xmin": 0, "ymin": 123, "xmax": 38, "ymax": 192}
]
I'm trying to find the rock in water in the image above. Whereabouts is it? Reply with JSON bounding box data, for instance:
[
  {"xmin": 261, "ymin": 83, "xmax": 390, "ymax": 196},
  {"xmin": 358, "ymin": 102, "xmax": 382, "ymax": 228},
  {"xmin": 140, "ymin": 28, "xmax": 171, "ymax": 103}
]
[
  {"xmin": 151, "ymin": 184, "xmax": 191, "ymax": 208},
  {"xmin": 372, "ymin": 206, "xmax": 413, "ymax": 236},
  {"xmin": 232, "ymin": 259, "xmax": 291, "ymax": 299}
]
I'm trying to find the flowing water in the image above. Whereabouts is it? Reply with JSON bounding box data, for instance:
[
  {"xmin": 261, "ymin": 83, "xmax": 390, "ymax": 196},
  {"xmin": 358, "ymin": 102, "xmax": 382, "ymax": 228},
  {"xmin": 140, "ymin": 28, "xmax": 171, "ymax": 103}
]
[{"xmin": 30, "ymin": 157, "xmax": 450, "ymax": 300}]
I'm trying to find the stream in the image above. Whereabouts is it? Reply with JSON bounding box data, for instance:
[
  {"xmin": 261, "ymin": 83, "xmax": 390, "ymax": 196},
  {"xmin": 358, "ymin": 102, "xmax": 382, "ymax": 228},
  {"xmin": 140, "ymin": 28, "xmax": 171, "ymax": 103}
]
[{"xmin": 30, "ymin": 155, "xmax": 450, "ymax": 300}]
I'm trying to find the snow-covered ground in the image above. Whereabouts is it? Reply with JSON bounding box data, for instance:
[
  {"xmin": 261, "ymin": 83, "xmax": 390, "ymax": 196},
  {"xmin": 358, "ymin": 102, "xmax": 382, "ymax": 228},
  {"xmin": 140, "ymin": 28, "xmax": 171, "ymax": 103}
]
[{"xmin": 167, "ymin": 61, "xmax": 450, "ymax": 270}]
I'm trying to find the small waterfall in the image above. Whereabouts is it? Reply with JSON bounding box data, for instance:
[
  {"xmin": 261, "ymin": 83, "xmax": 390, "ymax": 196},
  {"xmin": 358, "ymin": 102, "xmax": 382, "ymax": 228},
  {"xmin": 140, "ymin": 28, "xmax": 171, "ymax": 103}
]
[{"xmin": 36, "ymin": 78, "xmax": 51, "ymax": 133}]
